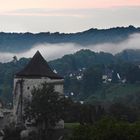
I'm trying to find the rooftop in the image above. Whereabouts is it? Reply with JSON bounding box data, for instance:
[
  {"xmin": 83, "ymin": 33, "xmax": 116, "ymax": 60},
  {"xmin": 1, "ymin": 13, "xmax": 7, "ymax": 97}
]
[{"xmin": 16, "ymin": 51, "xmax": 63, "ymax": 79}]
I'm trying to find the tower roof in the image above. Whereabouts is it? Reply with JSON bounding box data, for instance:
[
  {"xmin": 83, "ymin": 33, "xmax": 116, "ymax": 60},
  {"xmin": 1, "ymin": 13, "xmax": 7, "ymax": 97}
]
[{"xmin": 16, "ymin": 51, "xmax": 63, "ymax": 79}]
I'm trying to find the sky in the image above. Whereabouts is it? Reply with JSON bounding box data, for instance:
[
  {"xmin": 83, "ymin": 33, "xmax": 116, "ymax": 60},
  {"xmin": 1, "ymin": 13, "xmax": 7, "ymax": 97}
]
[
  {"xmin": 0, "ymin": 0, "xmax": 140, "ymax": 33},
  {"xmin": 0, "ymin": 0, "xmax": 140, "ymax": 61}
]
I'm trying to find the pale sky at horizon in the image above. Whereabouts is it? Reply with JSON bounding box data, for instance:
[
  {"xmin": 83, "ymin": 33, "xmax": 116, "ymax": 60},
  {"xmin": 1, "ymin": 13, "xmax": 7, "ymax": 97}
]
[{"xmin": 0, "ymin": 0, "xmax": 140, "ymax": 32}]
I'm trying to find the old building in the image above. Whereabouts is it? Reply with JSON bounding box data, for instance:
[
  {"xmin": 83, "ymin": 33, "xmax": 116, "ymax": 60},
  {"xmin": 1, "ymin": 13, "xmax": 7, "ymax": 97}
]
[{"xmin": 13, "ymin": 51, "xmax": 64, "ymax": 126}]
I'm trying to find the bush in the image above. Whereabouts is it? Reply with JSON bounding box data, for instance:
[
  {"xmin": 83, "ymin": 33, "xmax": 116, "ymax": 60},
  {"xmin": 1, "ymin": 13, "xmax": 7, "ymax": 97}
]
[{"xmin": 70, "ymin": 117, "xmax": 140, "ymax": 140}]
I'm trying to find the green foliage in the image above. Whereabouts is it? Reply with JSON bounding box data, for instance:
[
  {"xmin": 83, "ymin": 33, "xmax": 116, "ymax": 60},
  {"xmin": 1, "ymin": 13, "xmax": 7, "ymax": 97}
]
[
  {"xmin": 70, "ymin": 117, "xmax": 140, "ymax": 140},
  {"xmin": 109, "ymin": 103, "xmax": 139, "ymax": 122},
  {"xmin": 82, "ymin": 66, "xmax": 102, "ymax": 97},
  {"xmin": 0, "ymin": 58, "xmax": 29, "ymax": 104},
  {"xmin": 64, "ymin": 123, "xmax": 80, "ymax": 129},
  {"xmin": 1, "ymin": 49, "xmax": 140, "ymax": 104},
  {"xmin": 64, "ymin": 101, "xmax": 105, "ymax": 125},
  {"xmin": 86, "ymin": 84, "xmax": 140, "ymax": 106},
  {"xmin": 50, "ymin": 49, "xmax": 114, "ymax": 75},
  {"xmin": 24, "ymin": 83, "xmax": 65, "ymax": 128},
  {"xmin": 70, "ymin": 125, "xmax": 94, "ymax": 140},
  {"xmin": 126, "ymin": 65, "xmax": 140, "ymax": 83}
]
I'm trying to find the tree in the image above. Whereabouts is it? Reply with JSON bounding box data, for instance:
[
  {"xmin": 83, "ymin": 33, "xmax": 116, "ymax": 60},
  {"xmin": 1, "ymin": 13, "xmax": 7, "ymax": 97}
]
[
  {"xmin": 24, "ymin": 83, "xmax": 66, "ymax": 137},
  {"xmin": 109, "ymin": 103, "xmax": 138, "ymax": 122},
  {"xmin": 111, "ymin": 70, "xmax": 119, "ymax": 83},
  {"xmin": 70, "ymin": 117, "xmax": 140, "ymax": 140},
  {"xmin": 126, "ymin": 65, "xmax": 140, "ymax": 84},
  {"xmin": 82, "ymin": 67, "xmax": 102, "ymax": 96}
]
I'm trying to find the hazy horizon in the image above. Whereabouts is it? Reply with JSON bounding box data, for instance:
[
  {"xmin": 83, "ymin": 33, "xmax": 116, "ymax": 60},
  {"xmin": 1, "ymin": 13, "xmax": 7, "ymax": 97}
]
[
  {"xmin": 0, "ymin": 33, "xmax": 140, "ymax": 63},
  {"xmin": 0, "ymin": 0, "xmax": 140, "ymax": 33},
  {"xmin": 0, "ymin": 0, "xmax": 140, "ymax": 62},
  {"xmin": 0, "ymin": 25, "xmax": 137, "ymax": 33}
]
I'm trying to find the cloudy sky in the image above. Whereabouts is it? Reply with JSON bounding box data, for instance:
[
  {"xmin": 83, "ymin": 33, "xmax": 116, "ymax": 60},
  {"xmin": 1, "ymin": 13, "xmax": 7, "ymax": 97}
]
[
  {"xmin": 0, "ymin": 0, "xmax": 140, "ymax": 62},
  {"xmin": 0, "ymin": 0, "xmax": 140, "ymax": 33}
]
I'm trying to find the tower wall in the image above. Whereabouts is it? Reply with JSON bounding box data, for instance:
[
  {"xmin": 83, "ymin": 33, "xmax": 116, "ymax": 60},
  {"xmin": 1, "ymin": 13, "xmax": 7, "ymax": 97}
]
[{"xmin": 13, "ymin": 77, "xmax": 64, "ymax": 125}]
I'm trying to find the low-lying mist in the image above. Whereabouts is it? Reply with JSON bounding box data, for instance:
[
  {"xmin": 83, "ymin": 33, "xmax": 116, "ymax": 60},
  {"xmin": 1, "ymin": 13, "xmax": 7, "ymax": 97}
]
[{"xmin": 0, "ymin": 33, "xmax": 140, "ymax": 63}]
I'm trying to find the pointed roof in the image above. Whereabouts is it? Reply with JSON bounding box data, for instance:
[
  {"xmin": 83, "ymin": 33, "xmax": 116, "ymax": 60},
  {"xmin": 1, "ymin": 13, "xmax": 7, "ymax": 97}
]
[{"xmin": 16, "ymin": 51, "xmax": 63, "ymax": 79}]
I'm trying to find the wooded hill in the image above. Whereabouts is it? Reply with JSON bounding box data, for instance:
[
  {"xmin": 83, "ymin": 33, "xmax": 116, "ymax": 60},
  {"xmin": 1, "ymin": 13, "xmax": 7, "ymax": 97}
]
[
  {"xmin": 1, "ymin": 49, "xmax": 140, "ymax": 105},
  {"xmin": 0, "ymin": 26, "xmax": 139, "ymax": 52}
]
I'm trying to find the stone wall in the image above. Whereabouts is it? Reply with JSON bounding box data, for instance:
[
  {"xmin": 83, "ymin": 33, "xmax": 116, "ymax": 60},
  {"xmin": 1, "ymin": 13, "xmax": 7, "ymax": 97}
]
[{"xmin": 13, "ymin": 77, "xmax": 64, "ymax": 125}]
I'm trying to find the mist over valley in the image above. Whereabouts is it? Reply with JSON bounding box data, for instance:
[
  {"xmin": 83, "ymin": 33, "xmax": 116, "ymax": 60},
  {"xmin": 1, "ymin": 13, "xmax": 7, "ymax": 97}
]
[{"xmin": 0, "ymin": 26, "xmax": 140, "ymax": 62}]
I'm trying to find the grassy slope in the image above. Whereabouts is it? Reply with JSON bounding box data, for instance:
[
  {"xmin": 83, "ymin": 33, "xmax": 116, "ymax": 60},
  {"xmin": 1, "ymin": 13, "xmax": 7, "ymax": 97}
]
[{"xmin": 86, "ymin": 83, "xmax": 140, "ymax": 105}]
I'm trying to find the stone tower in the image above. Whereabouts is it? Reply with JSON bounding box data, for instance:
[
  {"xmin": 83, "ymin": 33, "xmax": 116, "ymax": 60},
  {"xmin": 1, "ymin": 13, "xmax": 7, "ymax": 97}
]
[{"xmin": 13, "ymin": 51, "xmax": 64, "ymax": 125}]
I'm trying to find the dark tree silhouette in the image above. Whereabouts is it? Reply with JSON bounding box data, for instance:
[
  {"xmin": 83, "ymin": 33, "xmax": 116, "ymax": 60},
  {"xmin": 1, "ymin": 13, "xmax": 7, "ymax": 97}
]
[{"xmin": 24, "ymin": 83, "xmax": 66, "ymax": 139}]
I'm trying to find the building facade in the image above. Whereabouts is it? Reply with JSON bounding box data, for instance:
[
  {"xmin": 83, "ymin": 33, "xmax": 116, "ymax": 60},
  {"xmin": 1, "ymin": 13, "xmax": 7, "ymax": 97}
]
[{"xmin": 13, "ymin": 51, "xmax": 64, "ymax": 126}]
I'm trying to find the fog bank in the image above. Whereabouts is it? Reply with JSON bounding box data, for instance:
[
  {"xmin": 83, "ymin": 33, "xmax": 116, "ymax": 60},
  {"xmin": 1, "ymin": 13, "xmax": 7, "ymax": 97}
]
[{"xmin": 0, "ymin": 33, "xmax": 140, "ymax": 63}]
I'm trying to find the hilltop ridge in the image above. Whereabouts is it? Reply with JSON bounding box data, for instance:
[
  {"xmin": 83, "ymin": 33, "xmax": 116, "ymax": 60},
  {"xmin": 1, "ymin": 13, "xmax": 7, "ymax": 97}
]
[{"xmin": 0, "ymin": 25, "xmax": 139, "ymax": 52}]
